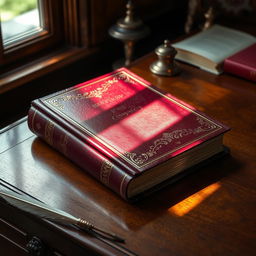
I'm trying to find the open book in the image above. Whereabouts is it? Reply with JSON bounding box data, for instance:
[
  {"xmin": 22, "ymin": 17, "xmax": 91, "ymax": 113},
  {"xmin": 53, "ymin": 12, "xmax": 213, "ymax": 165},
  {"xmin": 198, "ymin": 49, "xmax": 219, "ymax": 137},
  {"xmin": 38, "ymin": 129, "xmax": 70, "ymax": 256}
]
[{"xmin": 172, "ymin": 25, "xmax": 256, "ymax": 75}]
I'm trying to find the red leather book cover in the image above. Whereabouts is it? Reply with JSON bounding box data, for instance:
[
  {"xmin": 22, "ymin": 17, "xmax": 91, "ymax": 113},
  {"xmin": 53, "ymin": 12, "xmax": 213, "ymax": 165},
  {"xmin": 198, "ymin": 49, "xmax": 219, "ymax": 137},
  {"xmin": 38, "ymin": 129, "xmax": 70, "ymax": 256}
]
[
  {"xmin": 224, "ymin": 43, "xmax": 256, "ymax": 82},
  {"xmin": 28, "ymin": 68, "xmax": 229, "ymax": 200}
]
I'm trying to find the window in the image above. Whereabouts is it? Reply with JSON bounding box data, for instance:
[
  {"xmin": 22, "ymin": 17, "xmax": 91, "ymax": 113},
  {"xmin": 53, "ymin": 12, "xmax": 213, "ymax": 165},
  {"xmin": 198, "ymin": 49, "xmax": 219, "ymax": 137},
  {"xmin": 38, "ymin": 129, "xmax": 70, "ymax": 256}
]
[
  {"xmin": 0, "ymin": 0, "xmax": 90, "ymax": 93},
  {"xmin": 1, "ymin": 0, "xmax": 41, "ymax": 48}
]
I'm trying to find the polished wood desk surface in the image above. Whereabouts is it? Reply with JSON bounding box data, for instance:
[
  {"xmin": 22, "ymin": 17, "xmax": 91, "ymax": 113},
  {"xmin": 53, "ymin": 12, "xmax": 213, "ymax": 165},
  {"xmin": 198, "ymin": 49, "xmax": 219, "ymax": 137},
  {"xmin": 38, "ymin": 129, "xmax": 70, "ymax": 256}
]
[{"xmin": 1, "ymin": 53, "xmax": 256, "ymax": 256}]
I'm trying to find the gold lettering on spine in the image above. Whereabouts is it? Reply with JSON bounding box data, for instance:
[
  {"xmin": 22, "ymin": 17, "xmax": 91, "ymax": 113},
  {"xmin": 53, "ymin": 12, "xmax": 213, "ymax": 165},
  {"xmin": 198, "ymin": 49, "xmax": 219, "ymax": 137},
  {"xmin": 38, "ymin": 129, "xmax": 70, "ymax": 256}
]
[
  {"xmin": 100, "ymin": 160, "xmax": 113, "ymax": 185},
  {"xmin": 45, "ymin": 120, "xmax": 55, "ymax": 146},
  {"xmin": 60, "ymin": 134, "xmax": 69, "ymax": 155},
  {"xmin": 120, "ymin": 174, "xmax": 128, "ymax": 198}
]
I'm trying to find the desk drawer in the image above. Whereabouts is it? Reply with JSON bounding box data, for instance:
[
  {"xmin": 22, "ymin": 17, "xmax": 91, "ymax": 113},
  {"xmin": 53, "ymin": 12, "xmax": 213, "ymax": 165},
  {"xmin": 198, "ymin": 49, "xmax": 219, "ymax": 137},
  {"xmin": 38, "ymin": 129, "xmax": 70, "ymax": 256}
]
[
  {"xmin": 0, "ymin": 217, "xmax": 64, "ymax": 256},
  {"xmin": 0, "ymin": 217, "xmax": 28, "ymax": 255},
  {"xmin": 0, "ymin": 234, "xmax": 27, "ymax": 256}
]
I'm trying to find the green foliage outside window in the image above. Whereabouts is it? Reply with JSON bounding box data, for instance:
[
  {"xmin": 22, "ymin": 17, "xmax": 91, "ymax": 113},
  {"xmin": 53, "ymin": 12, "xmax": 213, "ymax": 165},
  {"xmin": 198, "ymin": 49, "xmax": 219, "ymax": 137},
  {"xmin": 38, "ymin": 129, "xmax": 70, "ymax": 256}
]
[{"xmin": 0, "ymin": 0, "xmax": 37, "ymax": 21}]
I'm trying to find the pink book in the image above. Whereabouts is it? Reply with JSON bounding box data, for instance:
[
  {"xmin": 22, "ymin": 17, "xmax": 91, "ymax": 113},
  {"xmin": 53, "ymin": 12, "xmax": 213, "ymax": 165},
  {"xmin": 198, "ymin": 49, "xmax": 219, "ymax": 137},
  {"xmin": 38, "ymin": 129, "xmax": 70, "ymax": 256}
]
[{"xmin": 28, "ymin": 68, "xmax": 230, "ymax": 200}]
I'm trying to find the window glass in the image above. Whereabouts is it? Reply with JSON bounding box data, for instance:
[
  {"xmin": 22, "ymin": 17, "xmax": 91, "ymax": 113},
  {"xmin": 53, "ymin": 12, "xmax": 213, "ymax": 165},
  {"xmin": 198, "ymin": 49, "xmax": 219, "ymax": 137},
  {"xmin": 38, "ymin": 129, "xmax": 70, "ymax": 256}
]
[{"xmin": 0, "ymin": 0, "xmax": 42, "ymax": 48}]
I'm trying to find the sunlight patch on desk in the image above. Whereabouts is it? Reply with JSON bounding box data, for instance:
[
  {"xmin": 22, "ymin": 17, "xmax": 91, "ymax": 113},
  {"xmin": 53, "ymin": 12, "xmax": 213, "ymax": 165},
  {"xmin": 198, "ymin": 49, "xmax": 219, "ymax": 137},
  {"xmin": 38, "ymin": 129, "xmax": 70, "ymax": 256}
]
[{"xmin": 168, "ymin": 182, "xmax": 220, "ymax": 216}]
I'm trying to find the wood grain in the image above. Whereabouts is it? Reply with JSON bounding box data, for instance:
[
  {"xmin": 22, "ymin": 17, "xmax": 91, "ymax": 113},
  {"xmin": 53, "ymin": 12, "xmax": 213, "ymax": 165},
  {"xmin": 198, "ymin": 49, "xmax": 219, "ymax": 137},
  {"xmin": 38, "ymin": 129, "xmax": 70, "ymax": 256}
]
[{"xmin": 0, "ymin": 53, "xmax": 255, "ymax": 256}]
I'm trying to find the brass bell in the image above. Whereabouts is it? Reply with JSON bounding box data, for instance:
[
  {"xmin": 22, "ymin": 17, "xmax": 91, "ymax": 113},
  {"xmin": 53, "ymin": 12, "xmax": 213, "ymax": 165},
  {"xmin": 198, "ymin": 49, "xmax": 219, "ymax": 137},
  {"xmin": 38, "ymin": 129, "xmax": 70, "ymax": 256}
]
[{"xmin": 150, "ymin": 40, "xmax": 180, "ymax": 76}]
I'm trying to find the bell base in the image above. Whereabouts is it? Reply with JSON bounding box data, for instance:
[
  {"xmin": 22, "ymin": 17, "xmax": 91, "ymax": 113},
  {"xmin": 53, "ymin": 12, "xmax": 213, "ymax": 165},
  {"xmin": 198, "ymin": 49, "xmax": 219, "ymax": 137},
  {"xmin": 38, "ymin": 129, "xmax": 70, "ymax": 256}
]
[{"xmin": 150, "ymin": 62, "xmax": 180, "ymax": 77}]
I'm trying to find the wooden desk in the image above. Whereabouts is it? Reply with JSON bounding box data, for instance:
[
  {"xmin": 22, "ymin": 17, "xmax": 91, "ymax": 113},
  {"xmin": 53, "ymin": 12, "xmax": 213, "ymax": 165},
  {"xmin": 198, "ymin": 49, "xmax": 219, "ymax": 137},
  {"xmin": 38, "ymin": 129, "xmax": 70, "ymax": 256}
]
[{"xmin": 1, "ymin": 54, "xmax": 256, "ymax": 256}]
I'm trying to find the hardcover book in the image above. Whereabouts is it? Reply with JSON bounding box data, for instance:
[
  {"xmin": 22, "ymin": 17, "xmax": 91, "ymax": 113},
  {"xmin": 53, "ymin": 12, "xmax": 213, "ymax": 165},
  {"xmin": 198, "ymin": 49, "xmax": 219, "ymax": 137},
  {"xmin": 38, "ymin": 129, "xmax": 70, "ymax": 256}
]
[
  {"xmin": 223, "ymin": 43, "xmax": 256, "ymax": 82},
  {"xmin": 172, "ymin": 25, "xmax": 256, "ymax": 75},
  {"xmin": 28, "ymin": 68, "xmax": 229, "ymax": 200}
]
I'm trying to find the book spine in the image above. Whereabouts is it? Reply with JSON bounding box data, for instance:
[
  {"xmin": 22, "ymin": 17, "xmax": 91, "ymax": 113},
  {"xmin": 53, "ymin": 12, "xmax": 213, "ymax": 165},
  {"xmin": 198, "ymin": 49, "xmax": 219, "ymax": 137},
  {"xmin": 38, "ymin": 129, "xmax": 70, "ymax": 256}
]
[
  {"xmin": 31, "ymin": 99, "xmax": 139, "ymax": 176},
  {"xmin": 28, "ymin": 106, "xmax": 132, "ymax": 200},
  {"xmin": 223, "ymin": 59, "xmax": 256, "ymax": 82}
]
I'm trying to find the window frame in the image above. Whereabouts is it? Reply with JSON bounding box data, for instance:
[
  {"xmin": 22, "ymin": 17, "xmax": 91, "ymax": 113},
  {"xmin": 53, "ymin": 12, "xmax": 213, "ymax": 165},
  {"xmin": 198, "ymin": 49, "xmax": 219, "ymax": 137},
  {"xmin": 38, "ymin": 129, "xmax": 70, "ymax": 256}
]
[
  {"xmin": 0, "ymin": 0, "xmax": 64, "ymax": 66},
  {"xmin": 0, "ymin": 0, "xmax": 91, "ymax": 94}
]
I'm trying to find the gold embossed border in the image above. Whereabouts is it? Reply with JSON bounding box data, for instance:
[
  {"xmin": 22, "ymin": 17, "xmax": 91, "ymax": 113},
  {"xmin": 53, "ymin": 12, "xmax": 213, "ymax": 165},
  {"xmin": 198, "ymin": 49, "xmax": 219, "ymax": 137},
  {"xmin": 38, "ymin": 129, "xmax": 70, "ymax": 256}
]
[{"xmin": 45, "ymin": 73, "xmax": 136, "ymax": 110}]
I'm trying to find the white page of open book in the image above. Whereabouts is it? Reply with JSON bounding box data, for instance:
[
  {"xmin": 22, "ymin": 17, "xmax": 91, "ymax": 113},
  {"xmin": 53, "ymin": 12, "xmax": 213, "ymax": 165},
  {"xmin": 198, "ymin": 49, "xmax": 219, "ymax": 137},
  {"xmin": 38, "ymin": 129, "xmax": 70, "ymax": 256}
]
[{"xmin": 172, "ymin": 25, "xmax": 256, "ymax": 64}]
